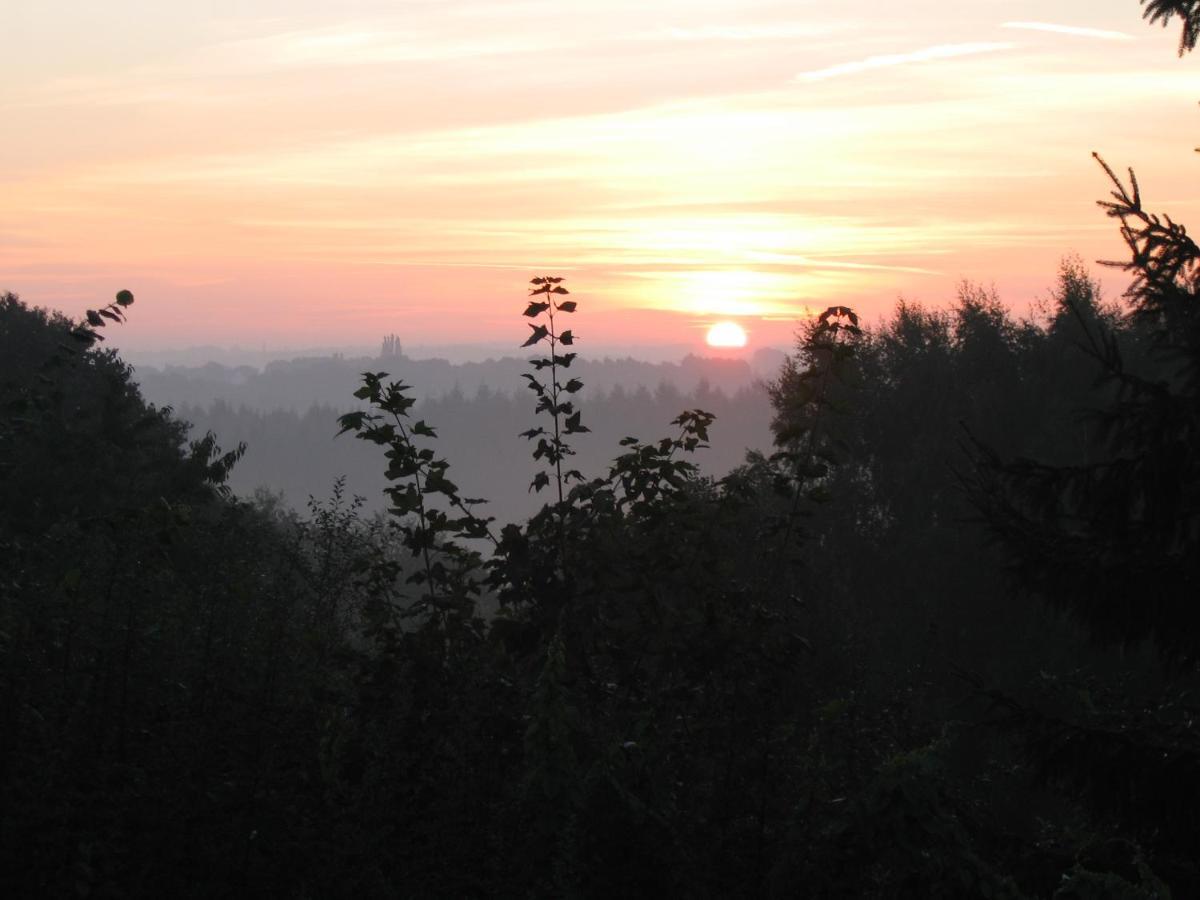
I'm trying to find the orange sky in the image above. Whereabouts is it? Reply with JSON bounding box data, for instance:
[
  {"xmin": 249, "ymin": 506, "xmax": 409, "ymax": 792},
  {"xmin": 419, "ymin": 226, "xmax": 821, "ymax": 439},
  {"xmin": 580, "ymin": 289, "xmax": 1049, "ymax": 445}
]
[{"xmin": 3, "ymin": 1, "xmax": 1198, "ymax": 354}]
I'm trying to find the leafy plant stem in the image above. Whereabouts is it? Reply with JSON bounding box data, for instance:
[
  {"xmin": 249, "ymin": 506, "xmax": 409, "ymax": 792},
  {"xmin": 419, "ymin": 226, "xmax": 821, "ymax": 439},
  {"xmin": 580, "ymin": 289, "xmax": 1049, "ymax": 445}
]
[
  {"xmin": 548, "ymin": 301, "xmax": 565, "ymax": 508},
  {"xmin": 390, "ymin": 408, "xmax": 438, "ymax": 609}
]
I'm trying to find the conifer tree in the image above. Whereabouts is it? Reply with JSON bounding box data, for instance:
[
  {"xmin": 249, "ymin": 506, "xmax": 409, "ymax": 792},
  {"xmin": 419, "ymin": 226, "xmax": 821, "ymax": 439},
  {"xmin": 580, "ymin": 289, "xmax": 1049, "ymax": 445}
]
[{"xmin": 961, "ymin": 11, "xmax": 1200, "ymax": 891}]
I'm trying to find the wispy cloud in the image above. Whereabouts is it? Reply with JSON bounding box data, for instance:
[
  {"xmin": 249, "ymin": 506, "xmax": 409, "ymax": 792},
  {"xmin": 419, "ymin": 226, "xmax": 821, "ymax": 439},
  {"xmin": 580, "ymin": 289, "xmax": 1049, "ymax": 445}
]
[
  {"xmin": 643, "ymin": 23, "xmax": 839, "ymax": 42},
  {"xmin": 2, "ymin": 21, "xmax": 561, "ymax": 111},
  {"xmin": 796, "ymin": 42, "xmax": 1014, "ymax": 82},
  {"xmin": 1002, "ymin": 21, "xmax": 1134, "ymax": 41},
  {"xmin": 743, "ymin": 251, "xmax": 943, "ymax": 276},
  {"xmin": 214, "ymin": 25, "xmax": 552, "ymax": 68}
]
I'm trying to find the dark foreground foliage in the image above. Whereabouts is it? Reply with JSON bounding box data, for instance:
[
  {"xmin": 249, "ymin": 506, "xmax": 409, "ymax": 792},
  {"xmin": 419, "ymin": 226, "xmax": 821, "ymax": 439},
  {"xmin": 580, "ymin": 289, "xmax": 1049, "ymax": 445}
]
[{"xmin": 2, "ymin": 250, "xmax": 1195, "ymax": 898}]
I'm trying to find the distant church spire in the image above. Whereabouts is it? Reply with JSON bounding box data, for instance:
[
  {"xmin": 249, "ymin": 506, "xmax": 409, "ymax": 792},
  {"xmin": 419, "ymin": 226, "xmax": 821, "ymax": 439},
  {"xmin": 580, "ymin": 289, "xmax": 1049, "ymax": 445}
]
[{"xmin": 380, "ymin": 333, "xmax": 402, "ymax": 358}]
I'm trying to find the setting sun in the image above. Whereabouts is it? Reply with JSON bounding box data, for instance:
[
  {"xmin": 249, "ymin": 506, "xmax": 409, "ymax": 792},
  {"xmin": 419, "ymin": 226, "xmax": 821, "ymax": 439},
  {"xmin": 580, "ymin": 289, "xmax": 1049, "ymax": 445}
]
[{"xmin": 705, "ymin": 321, "xmax": 748, "ymax": 348}]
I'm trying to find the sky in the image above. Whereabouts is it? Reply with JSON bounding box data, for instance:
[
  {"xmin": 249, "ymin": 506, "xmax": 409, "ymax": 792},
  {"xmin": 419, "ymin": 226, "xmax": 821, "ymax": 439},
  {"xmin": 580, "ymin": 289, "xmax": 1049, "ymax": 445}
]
[{"xmin": 3, "ymin": 0, "xmax": 1198, "ymax": 355}]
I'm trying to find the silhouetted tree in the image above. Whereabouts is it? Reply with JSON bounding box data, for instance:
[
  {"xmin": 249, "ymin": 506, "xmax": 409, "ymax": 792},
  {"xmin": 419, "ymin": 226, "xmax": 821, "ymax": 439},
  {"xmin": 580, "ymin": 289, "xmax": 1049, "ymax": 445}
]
[
  {"xmin": 1142, "ymin": 0, "xmax": 1200, "ymax": 54},
  {"xmin": 958, "ymin": 11, "xmax": 1200, "ymax": 892}
]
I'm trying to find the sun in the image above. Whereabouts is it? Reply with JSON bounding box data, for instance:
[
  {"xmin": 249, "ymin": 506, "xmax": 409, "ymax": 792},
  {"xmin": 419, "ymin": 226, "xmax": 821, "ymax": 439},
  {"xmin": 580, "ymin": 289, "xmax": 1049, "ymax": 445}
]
[{"xmin": 705, "ymin": 321, "xmax": 747, "ymax": 348}]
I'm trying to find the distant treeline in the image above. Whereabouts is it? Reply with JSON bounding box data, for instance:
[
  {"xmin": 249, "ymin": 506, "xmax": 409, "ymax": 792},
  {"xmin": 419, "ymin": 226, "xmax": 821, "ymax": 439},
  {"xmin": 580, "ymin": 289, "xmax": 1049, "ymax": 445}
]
[
  {"xmin": 134, "ymin": 347, "xmax": 786, "ymax": 413},
  {"xmin": 179, "ymin": 381, "xmax": 774, "ymax": 523}
]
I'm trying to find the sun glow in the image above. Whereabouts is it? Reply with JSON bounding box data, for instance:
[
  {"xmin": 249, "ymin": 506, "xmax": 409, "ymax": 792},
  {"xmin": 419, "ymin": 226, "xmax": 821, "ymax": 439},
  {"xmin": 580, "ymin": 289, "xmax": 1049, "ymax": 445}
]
[
  {"xmin": 705, "ymin": 321, "xmax": 747, "ymax": 348},
  {"xmin": 4, "ymin": 2, "xmax": 1193, "ymax": 346}
]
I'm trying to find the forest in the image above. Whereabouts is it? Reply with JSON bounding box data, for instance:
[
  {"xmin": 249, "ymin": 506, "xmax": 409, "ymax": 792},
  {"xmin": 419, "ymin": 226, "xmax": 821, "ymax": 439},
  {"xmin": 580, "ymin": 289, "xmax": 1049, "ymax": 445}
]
[
  {"xmin": 139, "ymin": 350, "xmax": 779, "ymax": 524},
  {"xmin": 2, "ymin": 3, "xmax": 1199, "ymax": 897}
]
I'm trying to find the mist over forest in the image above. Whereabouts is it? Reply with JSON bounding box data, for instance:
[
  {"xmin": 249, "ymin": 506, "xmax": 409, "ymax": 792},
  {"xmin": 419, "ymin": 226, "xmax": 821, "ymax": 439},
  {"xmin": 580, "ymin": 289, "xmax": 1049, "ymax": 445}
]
[
  {"xmin": 4, "ymin": 2, "xmax": 1200, "ymax": 898},
  {"xmin": 141, "ymin": 348, "xmax": 781, "ymax": 522}
]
